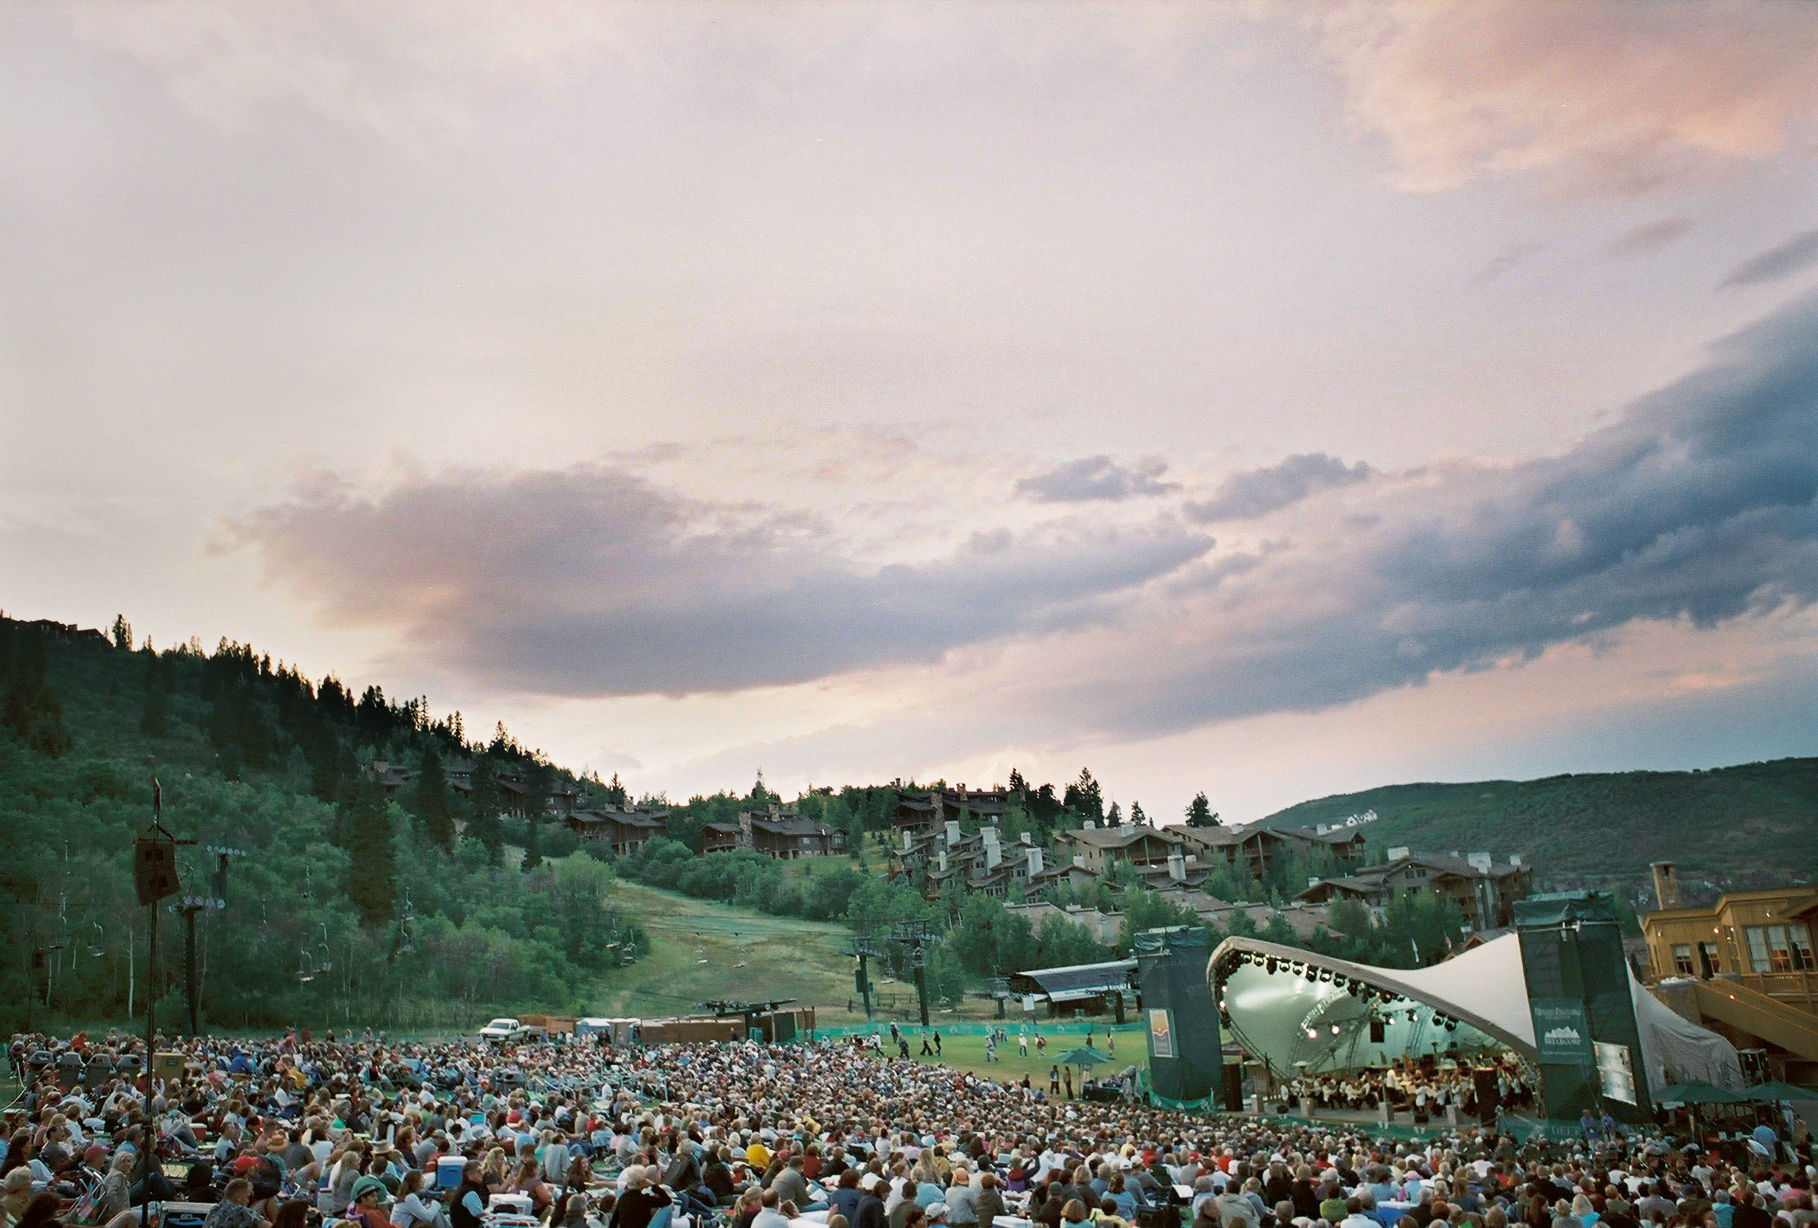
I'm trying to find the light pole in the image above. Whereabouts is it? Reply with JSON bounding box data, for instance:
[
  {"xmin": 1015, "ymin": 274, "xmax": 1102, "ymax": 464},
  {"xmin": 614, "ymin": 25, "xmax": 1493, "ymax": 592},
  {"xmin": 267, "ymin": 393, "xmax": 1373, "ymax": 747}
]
[{"xmin": 171, "ymin": 895, "xmax": 225, "ymax": 1034}]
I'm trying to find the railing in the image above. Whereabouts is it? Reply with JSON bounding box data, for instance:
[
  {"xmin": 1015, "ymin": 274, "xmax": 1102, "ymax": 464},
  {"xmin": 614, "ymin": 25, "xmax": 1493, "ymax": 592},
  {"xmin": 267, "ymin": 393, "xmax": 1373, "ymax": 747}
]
[{"xmin": 1691, "ymin": 979, "xmax": 1818, "ymax": 1061}]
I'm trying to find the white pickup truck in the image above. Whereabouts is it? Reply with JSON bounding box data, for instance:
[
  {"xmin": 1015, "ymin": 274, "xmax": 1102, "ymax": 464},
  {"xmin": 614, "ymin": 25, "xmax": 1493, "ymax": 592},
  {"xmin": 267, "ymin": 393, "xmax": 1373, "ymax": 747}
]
[{"xmin": 477, "ymin": 1017, "xmax": 543, "ymax": 1043}]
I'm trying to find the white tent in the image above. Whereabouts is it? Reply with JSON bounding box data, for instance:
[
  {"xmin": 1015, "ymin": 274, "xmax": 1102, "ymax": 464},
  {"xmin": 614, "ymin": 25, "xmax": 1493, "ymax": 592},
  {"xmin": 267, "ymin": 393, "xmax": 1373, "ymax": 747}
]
[{"xmin": 1211, "ymin": 934, "xmax": 1741, "ymax": 1089}]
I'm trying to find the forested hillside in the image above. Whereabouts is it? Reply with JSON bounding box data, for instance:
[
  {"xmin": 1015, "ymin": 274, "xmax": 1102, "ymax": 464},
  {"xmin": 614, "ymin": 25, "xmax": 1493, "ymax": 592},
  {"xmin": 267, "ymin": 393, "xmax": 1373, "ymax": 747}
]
[
  {"xmin": 0, "ymin": 615, "xmax": 646, "ymax": 1036},
  {"xmin": 1258, "ymin": 759, "xmax": 1818, "ymax": 888}
]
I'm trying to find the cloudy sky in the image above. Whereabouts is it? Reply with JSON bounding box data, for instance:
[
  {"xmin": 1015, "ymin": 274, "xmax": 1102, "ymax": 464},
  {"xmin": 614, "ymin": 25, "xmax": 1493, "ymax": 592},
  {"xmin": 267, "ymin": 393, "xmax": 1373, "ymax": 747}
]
[{"xmin": 5, "ymin": 1, "xmax": 1817, "ymax": 821}]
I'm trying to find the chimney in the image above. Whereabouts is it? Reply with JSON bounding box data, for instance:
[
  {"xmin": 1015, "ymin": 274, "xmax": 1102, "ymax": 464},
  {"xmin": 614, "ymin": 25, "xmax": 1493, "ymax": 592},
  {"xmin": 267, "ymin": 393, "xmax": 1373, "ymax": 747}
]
[
  {"xmin": 1509, "ymin": 853, "xmax": 1522, "ymax": 867},
  {"xmin": 902, "ymin": 829, "xmax": 914, "ymax": 853},
  {"xmin": 1315, "ymin": 823, "xmax": 1328, "ymax": 835},
  {"xmin": 1650, "ymin": 862, "xmax": 1680, "ymax": 911},
  {"xmin": 944, "ymin": 819, "xmax": 962, "ymax": 846},
  {"xmin": 1087, "ymin": 818, "xmax": 1099, "ymax": 830},
  {"xmin": 738, "ymin": 811, "xmax": 753, "ymax": 845},
  {"xmin": 1308, "ymin": 876, "xmax": 1320, "ymax": 889},
  {"xmin": 1388, "ymin": 846, "xmax": 1410, "ymax": 862},
  {"xmin": 936, "ymin": 848, "xmax": 949, "ymax": 873},
  {"xmin": 1026, "ymin": 846, "xmax": 1043, "ymax": 879},
  {"xmin": 983, "ymin": 827, "xmax": 1001, "ymax": 870},
  {"xmin": 1168, "ymin": 848, "xmax": 1186, "ymax": 882},
  {"xmin": 1466, "ymin": 852, "xmax": 1493, "ymax": 874}
]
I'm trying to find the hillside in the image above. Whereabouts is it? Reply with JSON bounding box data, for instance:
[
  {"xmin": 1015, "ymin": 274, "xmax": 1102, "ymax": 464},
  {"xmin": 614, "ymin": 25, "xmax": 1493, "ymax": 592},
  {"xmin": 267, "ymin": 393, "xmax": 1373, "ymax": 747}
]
[
  {"xmin": 0, "ymin": 616, "xmax": 1023, "ymax": 1037},
  {"xmin": 1257, "ymin": 758, "xmax": 1818, "ymax": 888}
]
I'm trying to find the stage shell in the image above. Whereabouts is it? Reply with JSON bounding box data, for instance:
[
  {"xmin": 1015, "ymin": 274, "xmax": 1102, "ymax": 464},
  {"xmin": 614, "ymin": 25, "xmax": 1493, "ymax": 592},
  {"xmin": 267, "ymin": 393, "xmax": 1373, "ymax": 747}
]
[{"xmin": 1209, "ymin": 934, "xmax": 1741, "ymax": 1091}]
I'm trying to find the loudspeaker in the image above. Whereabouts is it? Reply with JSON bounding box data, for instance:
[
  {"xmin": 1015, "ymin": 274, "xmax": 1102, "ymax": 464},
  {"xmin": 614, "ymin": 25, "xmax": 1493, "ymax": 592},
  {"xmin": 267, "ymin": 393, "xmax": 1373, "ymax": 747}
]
[
  {"xmin": 1136, "ymin": 927, "xmax": 1219, "ymax": 1102},
  {"xmin": 1221, "ymin": 1063, "xmax": 1243, "ymax": 1111},
  {"xmin": 1369, "ymin": 1019, "xmax": 1386, "ymax": 1044},
  {"xmin": 133, "ymin": 837, "xmax": 180, "ymax": 906}
]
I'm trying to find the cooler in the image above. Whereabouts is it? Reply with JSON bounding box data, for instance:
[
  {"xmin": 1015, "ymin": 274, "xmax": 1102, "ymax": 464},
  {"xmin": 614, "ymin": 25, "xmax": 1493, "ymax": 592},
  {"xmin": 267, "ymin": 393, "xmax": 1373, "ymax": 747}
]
[{"xmin": 437, "ymin": 1157, "xmax": 467, "ymax": 1190}]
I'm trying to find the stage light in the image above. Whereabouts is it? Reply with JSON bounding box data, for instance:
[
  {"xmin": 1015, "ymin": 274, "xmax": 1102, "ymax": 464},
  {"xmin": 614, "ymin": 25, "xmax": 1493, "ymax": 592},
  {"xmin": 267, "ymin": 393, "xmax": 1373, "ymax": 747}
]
[
  {"xmin": 1305, "ymin": 1027, "xmax": 1318, "ymax": 1040},
  {"xmin": 1265, "ymin": 957, "xmax": 1278, "ymax": 974},
  {"xmin": 1330, "ymin": 1024, "xmax": 1341, "ymax": 1036},
  {"xmin": 1305, "ymin": 968, "xmax": 1317, "ymax": 982},
  {"xmin": 1319, "ymin": 969, "xmax": 1333, "ymax": 983}
]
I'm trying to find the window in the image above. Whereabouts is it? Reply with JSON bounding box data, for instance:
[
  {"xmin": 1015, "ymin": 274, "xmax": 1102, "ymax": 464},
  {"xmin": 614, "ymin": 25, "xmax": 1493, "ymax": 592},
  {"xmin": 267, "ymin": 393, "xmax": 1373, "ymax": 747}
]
[
  {"xmin": 1745, "ymin": 925, "xmax": 1798, "ymax": 973},
  {"xmin": 1698, "ymin": 942, "xmax": 1720, "ymax": 977},
  {"xmin": 1791, "ymin": 923, "xmax": 1814, "ymax": 971},
  {"xmin": 1670, "ymin": 944, "xmax": 1695, "ymax": 975},
  {"xmin": 1746, "ymin": 927, "xmax": 1771, "ymax": 973}
]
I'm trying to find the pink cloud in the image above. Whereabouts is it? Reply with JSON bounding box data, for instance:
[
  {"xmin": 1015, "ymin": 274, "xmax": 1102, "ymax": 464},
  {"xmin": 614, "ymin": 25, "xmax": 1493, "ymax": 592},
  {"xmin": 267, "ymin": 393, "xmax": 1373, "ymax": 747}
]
[{"xmin": 1318, "ymin": 0, "xmax": 1818, "ymax": 194}]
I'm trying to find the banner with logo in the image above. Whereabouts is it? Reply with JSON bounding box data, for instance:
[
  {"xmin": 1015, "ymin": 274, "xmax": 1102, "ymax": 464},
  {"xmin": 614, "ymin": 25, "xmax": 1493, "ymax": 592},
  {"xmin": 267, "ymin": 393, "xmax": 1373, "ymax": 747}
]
[
  {"xmin": 1531, "ymin": 1000, "xmax": 1593, "ymax": 1065},
  {"xmin": 1148, "ymin": 1008, "xmax": 1175, "ymax": 1059}
]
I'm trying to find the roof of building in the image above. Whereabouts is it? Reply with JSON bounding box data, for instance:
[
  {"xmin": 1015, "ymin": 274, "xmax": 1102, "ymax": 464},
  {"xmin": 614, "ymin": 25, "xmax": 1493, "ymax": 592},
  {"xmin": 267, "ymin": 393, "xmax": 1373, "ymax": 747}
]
[
  {"xmin": 1058, "ymin": 825, "xmax": 1187, "ymax": 850},
  {"xmin": 745, "ymin": 810, "xmax": 840, "ymax": 838},
  {"xmin": 1006, "ymin": 959, "xmax": 1138, "ymax": 1002}
]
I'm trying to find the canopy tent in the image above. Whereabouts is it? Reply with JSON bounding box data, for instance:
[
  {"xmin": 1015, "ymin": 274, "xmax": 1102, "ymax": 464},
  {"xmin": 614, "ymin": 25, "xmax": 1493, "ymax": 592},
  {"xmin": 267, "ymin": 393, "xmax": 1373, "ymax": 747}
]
[
  {"xmin": 1007, "ymin": 960, "xmax": 1137, "ymax": 1006},
  {"xmin": 1211, "ymin": 934, "xmax": 1742, "ymax": 1092}
]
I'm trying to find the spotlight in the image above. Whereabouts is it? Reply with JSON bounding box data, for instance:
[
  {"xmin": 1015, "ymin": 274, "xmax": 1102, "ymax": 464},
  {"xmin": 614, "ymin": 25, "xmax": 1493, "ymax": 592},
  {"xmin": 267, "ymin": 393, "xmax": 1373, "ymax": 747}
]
[
  {"xmin": 1330, "ymin": 1024, "xmax": 1341, "ymax": 1036},
  {"xmin": 1265, "ymin": 957, "xmax": 1278, "ymax": 974},
  {"xmin": 1319, "ymin": 969, "xmax": 1333, "ymax": 983},
  {"xmin": 1305, "ymin": 1027, "xmax": 1318, "ymax": 1041}
]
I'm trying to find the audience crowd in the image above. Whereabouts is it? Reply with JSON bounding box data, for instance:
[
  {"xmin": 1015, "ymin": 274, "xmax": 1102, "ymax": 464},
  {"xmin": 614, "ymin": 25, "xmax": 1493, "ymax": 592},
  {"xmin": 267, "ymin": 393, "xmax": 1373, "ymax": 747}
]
[{"xmin": 2, "ymin": 1029, "xmax": 1811, "ymax": 1228}]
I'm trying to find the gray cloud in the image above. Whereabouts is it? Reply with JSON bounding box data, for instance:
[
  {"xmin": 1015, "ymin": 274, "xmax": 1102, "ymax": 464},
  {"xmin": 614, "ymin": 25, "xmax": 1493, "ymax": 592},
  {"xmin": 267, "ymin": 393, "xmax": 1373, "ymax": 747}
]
[
  {"xmin": 1719, "ymin": 229, "xmax": 1818, "ymax": 290},
  {"xmin": 1085, "ymin": 288, "xmax": 1818, "ymax": 736},
  {"xmin": 1016, "ymin": 455, "xmax": 1178, "ymax": 503},
  {"xmin": 234, "ymin": 466, "xmax": 1210, "ymax": 696},
  {"xmin": 1603, "ymin": 217, "xmax": 1694, "ymax": 259},
  {"xmin": 1185, "ymin": 453, "xmax": 1373, "ymax": 522}
]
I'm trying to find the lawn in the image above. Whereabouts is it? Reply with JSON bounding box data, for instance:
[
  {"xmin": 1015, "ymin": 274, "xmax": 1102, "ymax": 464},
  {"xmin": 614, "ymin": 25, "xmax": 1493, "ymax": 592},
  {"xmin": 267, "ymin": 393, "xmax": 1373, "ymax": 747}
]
[
  {"xmin": 829, "ymin": 1023, "xmax": 1152, "ymax": 1086},
  {"xmin": 590, "ymin": 881, "xmax": 881, "ymax": 1022}
]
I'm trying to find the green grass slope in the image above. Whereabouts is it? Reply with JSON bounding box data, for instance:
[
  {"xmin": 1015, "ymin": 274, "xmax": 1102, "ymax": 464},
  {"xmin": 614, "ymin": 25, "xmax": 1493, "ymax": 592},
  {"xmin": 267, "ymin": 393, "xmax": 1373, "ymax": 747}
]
[{"xmin": 1257, "ymin": 758, "xmax": 1818, "ymax": 885}]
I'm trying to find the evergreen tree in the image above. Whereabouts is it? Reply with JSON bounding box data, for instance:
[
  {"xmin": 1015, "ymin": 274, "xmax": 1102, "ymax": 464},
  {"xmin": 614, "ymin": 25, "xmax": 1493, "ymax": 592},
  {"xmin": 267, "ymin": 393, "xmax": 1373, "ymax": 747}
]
[
  {"xmin": 522, "ymin": 810, "xmax": 543, "ymax": 871},
  {"xmin": 139, "ymin": 686, "xmax": 167, "ymax": 737},
  {"xmin": 468, "ymin": 756, "xmax": 504, "ymax": 866},
  {"xmin": 1184, "ymin": 792, "xmax": 1219, "ymax": 827},
  {"xmin": 1105, "ymin": 800, "xmax": 1122, "ymax": 827},
  {"xmin": 0, "ymin": 631, "xmax": 73, "ymax": 758},
  {"xmin": 347, "ymin": 778, "xmax": 397, "ymax": 926},
  {"xmin": 139, "ymin": 650, "xmax": 168, "ymax": 735},
  {"xmin": 601, "ymin": 772, "xmax": 629, "ymax": 807},
  {"xmin": 1062, "ymin": 767, "xmax": 1103, "ymax": 824},
  {"xmin": 412, "ymin": 745, "xmax": 456, "ymax": 851},
  {"xmin": 1129, "ymin": 800, "xmax": 1147, "ymax": 825}
]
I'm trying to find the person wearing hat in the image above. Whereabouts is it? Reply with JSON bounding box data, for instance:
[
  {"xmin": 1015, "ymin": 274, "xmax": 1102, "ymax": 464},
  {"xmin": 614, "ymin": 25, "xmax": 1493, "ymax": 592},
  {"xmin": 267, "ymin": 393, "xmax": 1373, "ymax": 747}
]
[{"xmin": 349, "ymin": 1176, "xmax": 394, "ymax": 1228}]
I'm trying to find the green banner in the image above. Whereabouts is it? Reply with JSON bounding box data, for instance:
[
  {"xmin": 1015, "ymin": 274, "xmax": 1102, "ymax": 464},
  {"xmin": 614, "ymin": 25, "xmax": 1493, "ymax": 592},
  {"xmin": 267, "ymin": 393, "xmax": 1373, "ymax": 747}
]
[{"xmin": 1530, "ymin": 1000, "xmax": 1592, "ymax": 1065}]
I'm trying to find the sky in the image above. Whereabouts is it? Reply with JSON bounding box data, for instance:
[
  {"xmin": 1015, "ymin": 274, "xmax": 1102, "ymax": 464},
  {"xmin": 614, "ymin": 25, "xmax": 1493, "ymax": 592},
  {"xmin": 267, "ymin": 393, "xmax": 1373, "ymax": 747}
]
[{"xmin": 3, "ymin": 1, "xmax": 1817, "ymax": 822}]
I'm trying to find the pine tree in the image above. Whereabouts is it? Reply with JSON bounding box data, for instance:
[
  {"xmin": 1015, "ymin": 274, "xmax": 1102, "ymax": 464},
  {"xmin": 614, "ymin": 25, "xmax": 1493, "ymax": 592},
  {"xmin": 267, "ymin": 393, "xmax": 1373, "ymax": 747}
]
[
  {"xmin": 110, "ymin": 614, "xmax": 133, "ymax": 650},
  {"xmin": 468, "ymin": 756, "xmax": 504, "ymax": 867},
  {"xmin": 139, "ymin": 686, "xmax": 167, "ymax": 737},
  {"xmin": 522, "ymin": 812, "xmax": 543, "ymax": 872},
  {"xmin": 1184, "ymin": 792, "xmax": 1219, "ymax": 827},
  {"xmin": 0, "ymin": 631, "xmax": 74, "ymax": 758},
  {"xmin": 412, "ymin": 746, "xmax": 456, "ymax": 852},
  {"xmin": 347, "ymin": 778, "xmax": 398, "ymax": 926},
  {"xmin": 1105, "ymin": 801, "xmax": 1122, "ymax": 827},
  {"xmin": 1129, "ymin": 800, "xmax": 1147, "ymax": 825}
]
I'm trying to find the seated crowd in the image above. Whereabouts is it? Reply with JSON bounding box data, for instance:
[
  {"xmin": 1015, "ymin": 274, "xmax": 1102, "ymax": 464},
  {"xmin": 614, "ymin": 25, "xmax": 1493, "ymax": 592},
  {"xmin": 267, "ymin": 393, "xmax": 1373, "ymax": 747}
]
[{"xmin": 2, "ymin": 1030, "xmax": 1812, "ymax": 1228}]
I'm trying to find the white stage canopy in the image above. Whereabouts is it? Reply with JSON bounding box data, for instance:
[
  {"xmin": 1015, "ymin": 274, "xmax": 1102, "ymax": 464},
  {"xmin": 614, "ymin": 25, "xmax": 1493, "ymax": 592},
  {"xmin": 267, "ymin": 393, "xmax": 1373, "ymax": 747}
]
[{"xmin": 1210, "ymin": 934, "xmax": 1741, "ymax": 1090}]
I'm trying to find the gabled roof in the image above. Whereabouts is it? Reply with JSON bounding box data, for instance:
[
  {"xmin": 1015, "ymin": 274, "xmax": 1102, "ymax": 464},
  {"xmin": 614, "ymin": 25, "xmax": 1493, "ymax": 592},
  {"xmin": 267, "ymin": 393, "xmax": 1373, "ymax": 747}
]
[
  {"xmin": 1293, "ymin": 874, "xmax": 1380, "ymax": 902},
  {"xmin": 1276, "ymin": 825, "xmax": 1368, "ymax": 846},
  {"xmin": 745, "ymin": 810, "xmax": 839, "ymax": 838},
  {"xmin": 1059, "ymin": 825, "xmax": 1186, "ymax": 850}
]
